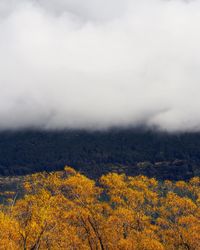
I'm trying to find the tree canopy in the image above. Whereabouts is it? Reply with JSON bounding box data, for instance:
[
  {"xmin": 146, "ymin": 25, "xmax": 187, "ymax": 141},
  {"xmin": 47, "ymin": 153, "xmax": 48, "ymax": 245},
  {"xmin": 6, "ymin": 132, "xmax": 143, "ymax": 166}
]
[{"xmin": 0, "ymin": 167, "xmax": 199, "ymax": 249}]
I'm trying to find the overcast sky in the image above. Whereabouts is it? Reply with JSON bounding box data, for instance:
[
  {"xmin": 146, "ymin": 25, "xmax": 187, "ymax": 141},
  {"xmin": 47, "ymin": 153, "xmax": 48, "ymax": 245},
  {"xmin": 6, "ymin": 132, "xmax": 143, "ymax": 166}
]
[{"xmin": 0, "ymin": 0, "xmax": 200, "ymax": 131}]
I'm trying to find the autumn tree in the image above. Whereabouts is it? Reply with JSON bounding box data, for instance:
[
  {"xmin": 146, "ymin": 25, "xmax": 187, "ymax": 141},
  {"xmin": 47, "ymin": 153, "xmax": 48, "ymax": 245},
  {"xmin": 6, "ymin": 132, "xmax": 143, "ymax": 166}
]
[{"xmin": 0, "ymin": 167, "xmax": 199, "ymax": 250}]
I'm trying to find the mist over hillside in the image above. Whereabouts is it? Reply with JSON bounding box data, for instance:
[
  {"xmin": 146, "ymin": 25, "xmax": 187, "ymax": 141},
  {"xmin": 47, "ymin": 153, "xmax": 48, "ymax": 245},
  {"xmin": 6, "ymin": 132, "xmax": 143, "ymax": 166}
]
[
  {"xmin": 0, "ymin": 129, "xmax": 200, "ymax": 180},
  {"xmin": 1, "ymin": 1, "xmax": 200, "ymax": 180}
]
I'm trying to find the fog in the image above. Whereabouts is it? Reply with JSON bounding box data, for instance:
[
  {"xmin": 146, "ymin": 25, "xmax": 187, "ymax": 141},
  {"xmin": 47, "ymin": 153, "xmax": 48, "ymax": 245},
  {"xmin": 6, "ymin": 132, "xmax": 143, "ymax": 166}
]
[{"xmin": 0, "ymin": 0, "xmax": 200, "ymax": 131}]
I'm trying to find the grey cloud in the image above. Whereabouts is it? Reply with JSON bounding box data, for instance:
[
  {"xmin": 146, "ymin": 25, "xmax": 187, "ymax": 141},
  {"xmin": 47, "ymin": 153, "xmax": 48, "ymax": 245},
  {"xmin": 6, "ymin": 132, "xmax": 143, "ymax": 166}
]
[{"xmin": 0, "ymin": 0, "xmax": 200, "ymax": 131}]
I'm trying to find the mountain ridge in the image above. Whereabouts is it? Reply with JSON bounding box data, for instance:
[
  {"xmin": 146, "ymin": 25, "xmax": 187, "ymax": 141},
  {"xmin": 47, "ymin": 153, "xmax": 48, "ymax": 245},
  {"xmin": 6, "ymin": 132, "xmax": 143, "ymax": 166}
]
[{"xmin": 0, "ymin": 129, "xmax": 200, "ymax": 180}]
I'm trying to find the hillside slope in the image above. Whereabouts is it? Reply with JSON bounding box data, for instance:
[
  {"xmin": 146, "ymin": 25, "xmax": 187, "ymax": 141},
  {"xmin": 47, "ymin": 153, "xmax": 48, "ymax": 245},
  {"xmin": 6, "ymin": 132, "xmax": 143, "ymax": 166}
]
[{"xmin": 0, "ymin": 129, "xmax": 200, "ymax": 179}]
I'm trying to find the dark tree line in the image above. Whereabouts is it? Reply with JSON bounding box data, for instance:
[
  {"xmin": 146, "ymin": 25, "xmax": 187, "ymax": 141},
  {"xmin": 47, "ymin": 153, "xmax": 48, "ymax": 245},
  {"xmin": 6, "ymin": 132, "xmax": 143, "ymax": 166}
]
[{"xmin": 0, "ymin": 129, "xmax": 200, "ymax": 180}]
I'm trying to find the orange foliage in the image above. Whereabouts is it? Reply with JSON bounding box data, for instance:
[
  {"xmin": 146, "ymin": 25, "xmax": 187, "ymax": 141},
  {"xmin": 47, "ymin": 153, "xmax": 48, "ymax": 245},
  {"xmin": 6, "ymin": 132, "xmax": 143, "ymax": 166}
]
[{"xmin": 0, "ymin": 167, "xmax": 199, "ymax": 249}]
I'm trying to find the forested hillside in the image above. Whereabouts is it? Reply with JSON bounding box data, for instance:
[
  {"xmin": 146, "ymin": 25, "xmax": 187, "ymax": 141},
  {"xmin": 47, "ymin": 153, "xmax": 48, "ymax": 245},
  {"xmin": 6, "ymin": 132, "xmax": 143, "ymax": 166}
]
[
  {"xmin": 0, "ymin": 167, "xmax": 199, "ymax": 250},
  {"xmin": 0, "ymin": 129, "xmax": 200, "ymax": 180}
]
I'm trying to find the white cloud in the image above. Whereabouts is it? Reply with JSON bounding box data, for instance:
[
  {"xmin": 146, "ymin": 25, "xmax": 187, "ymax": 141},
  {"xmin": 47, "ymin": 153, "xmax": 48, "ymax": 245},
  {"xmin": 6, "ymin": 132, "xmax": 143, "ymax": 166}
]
[{"xmin": 0, "ymin": 0, "xmax": 200, "ymax": 131}]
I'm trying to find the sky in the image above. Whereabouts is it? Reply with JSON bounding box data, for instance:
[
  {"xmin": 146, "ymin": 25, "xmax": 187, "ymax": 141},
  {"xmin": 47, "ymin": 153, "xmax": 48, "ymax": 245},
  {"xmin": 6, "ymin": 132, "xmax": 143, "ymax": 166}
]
[{"xmin": 0, "ymin": 0, "xmax": 200, "ymax": 131}]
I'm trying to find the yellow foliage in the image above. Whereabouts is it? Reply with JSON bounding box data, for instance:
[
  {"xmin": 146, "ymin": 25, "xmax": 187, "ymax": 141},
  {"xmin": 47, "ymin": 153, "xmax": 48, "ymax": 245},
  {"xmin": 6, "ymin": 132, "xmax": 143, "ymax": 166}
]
[{"xmin": 0, "ymin": 167, "xmax": 199, "ymax": 250}]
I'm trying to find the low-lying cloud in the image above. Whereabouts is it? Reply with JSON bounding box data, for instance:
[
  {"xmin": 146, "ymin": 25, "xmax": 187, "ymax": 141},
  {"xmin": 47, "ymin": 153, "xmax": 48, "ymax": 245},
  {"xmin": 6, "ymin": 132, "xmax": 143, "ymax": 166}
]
[{"xmin": 0, "ymin": 0, "xmax": 200, "ymax": 131}]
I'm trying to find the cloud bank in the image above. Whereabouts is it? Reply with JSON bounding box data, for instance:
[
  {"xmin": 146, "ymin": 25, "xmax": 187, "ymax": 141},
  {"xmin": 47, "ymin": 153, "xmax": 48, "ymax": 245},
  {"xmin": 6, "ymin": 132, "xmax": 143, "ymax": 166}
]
[{"xmin": 0, "ymin": 0, "xmax": 200, "ymax": 131}]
